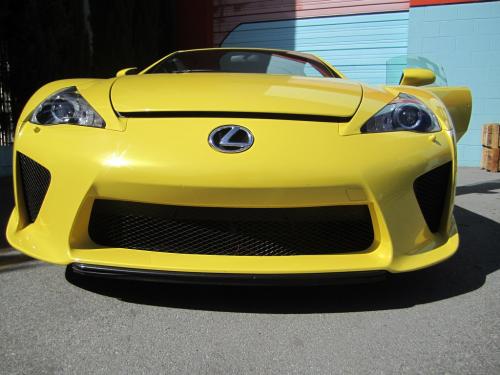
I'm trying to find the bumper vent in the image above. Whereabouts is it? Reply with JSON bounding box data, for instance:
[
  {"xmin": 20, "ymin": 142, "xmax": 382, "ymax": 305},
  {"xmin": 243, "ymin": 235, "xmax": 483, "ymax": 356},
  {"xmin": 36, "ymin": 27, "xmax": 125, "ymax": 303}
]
[
  {"xmin": 17, "ymin": 153, "xmax": 51, "ymax": 223},
  {"xmin": 413, "ymin": 162, "xmax": 452, "ymax": 233},
  {"xmin": 88, "ymin": 200, "xmax": 374, "ymax": 256}
]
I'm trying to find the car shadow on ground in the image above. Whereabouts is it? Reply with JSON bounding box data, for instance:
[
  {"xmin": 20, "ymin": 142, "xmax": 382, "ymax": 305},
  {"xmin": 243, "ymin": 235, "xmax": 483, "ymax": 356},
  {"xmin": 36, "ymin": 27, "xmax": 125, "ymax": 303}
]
[
  {"xmin": 66, "ymin": 179, "xmax": 500, "ymax": 313},
  {"xmin": 456, "ymin": 179, "xmax": 500, "ymax": 196}
]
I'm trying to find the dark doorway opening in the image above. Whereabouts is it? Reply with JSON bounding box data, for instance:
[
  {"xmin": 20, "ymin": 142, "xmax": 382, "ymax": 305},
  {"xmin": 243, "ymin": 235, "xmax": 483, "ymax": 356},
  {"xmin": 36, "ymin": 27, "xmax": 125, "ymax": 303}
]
[{"xmin": 0, "ymin": 0, "xmax": 213, "ymax": 133}]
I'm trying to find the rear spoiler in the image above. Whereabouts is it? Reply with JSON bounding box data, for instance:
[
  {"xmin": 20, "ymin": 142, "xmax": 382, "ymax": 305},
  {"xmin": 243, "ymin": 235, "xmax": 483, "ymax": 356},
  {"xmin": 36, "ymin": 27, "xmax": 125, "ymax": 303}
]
[{"xmin": 427, "ymin": 87, "xmax": 472, "ymax": 141}]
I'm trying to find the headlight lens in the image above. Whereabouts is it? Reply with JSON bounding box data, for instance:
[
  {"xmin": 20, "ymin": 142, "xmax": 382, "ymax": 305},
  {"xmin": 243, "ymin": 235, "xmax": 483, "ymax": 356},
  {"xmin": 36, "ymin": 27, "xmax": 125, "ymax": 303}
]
[
  {"xmin": 361, "ymin": 94, "xmax": 439, "ymax": 133},
  {"xmin": 30, "ymin": 87, "xmax": 105, "ymax": 128}
]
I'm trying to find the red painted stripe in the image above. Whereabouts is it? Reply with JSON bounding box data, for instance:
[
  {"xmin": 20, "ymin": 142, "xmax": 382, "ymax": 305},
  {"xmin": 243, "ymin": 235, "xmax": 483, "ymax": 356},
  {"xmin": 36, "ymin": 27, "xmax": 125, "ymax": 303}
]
[
  {"xmin": 214, "ymin": 0, "xmax": 408, "ymax": 17},
  {"xmin": 410, "ymin": 0, "xmax": 482, "ymax": 6}
]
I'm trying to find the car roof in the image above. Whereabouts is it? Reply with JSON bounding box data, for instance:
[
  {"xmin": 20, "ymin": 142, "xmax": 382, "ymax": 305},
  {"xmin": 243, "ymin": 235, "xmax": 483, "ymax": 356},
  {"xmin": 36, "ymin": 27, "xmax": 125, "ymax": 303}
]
[
  {"xmin": 177, "ymin": 47, "xmax": 317, "ymax": 60},
  {"xmin": 142, "ymin": 47, "xmax": 344, "ymax": 78}
]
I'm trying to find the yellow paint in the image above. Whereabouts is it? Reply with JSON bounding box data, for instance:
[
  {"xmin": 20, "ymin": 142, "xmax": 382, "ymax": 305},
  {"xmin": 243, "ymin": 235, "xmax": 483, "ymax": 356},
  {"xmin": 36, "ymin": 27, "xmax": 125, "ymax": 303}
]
[
  {"xmin": 115, "ymin": 67, "xmax": 137, "ymax": 77},
  {"xmin": 111, "ymin": 73, "xmax": 362, "ymax": 117},
  {"xmin": 6, "ymin": 48, "xmax": 472, "ymax": 276},
  {"xmin": 399, "ymin": 68, "xmax": 436, "ymax": 86},
  {"xmin": 427, "ymin": 87, "xmax": 472, "ymax": 141}
]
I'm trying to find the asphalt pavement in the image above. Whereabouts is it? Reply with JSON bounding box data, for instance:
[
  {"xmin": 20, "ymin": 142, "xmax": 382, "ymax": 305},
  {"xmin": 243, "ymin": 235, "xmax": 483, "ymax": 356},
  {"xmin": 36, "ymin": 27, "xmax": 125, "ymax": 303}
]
[{"xmin": 0, "ymin": 168, "xmax": 499, "ymax": 374}]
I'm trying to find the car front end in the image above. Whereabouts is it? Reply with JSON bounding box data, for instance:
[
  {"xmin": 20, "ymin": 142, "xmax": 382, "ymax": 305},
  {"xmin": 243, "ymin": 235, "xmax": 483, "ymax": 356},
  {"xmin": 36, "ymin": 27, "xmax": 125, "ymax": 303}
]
[{"xmin": 6, "ymin": 49, "xmax": 471, "ymax": 284}]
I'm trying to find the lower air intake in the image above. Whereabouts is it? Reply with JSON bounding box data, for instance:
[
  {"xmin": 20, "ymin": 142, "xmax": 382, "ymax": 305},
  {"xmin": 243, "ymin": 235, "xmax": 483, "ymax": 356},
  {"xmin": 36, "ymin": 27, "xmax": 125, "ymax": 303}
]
[
  {"xmin": 413, "ymin": 162, "xmax": 452, "ymax": 233},
  {"xmin": 88, "ymin": 200, "xmax": 374, "ymax": 256},
  {"xmin": 17, "ymin": 152, "xmax": 51, "ymax": 223}
]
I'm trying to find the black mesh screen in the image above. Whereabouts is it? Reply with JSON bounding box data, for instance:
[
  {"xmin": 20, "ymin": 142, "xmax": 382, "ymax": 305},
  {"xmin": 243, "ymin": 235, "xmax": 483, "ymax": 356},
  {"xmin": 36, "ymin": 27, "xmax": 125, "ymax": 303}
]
[
  {"xmin": 413, "ymin": 162, "xmax": 452, "ymax": 233},
  {"xmin": 17, "ymin": 153, "xmax": 51, "ymax": 223},
  {"xmin": 89, "ymin": 200, "xmax": 374, "ymax": 256}
]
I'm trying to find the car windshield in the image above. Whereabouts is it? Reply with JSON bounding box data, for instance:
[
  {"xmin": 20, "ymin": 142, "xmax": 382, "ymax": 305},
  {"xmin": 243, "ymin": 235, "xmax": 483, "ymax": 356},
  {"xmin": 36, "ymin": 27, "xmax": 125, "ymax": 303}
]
[{"xmin": 144, "ymin": 50, "xmax": 335, "ymax": 78}]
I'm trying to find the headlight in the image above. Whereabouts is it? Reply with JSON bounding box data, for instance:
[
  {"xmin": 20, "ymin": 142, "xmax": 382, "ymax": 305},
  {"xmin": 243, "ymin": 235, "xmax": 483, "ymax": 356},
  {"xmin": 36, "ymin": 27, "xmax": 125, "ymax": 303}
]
[
  {"xmin": 30, "ymin": 87, "xmax": 105, "ymax": 128},
  {"xmin": 361, "ymin": 94, "xmax": 439, "ymax": 133}
]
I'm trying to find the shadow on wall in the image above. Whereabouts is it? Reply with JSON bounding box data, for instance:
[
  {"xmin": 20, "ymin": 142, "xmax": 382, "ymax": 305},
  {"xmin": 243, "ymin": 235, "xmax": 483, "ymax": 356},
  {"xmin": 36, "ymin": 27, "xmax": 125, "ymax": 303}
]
[
  {"xmin": 0, "ymin": 0, "xmax": 177, "ymax": 126},
  {"xmin": 385, "ymin": 55, "xmax": 449, "ymax": 85},
  {"xmin": 214, "ymin": 0, "xmax": 296, "ymax": 50},
  {"xmin": 67, "ymin": 179, "xmax": 500, "ymax": 314}
]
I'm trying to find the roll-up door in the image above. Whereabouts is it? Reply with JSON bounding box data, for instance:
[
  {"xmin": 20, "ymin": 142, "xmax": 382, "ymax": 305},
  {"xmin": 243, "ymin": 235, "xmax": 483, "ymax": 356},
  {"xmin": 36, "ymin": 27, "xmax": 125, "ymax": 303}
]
[{"xmin": 215, "ymin": 1, "xmax": 410, "ymax": 84}]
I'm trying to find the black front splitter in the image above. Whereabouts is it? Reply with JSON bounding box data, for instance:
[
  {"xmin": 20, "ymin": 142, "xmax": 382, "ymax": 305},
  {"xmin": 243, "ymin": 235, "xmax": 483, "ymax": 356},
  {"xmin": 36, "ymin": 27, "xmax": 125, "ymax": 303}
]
[{"xmin": 69, "ymin": 263, "xmax": 387, "ymax": 286}]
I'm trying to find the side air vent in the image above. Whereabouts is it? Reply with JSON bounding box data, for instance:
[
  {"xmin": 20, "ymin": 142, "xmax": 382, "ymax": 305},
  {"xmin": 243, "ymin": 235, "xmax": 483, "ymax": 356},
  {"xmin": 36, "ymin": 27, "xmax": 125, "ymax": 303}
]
[
  {"xmin": 17, "ymin": 153, "xmax": 51, "ymax": 223},
  {"xmin": 413, "ymin": 162, "xmax": 452, "ymax": 233}
]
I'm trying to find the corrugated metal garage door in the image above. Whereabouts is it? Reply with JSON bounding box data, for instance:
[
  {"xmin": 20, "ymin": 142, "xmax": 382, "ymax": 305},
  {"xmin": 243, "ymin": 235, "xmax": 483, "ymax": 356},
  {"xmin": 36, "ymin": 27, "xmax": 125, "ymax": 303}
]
[{"xmin": 215, "ymin": 1, "xmax": 410, "ymax": 84}]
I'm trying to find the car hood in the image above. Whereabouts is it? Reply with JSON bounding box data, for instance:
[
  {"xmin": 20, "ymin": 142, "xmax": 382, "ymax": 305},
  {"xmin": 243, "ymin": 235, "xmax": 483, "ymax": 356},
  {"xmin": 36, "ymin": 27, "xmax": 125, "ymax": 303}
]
[{"xmin": 110, "ymin": 73, "xmax": 362, "ymax": 119}]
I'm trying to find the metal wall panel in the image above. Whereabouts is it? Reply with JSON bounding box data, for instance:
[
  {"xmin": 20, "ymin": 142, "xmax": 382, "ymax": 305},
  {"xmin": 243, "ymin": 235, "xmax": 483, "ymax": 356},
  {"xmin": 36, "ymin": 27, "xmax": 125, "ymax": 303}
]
[
  {"xmin": 409, "ymin": 1, "xmax": 500, "ymax": 166},
  {"xmin": 218, "ymin": 5, "xmax": 409, "ymax": 84},
  {"xmin": 214, "ymin": 0, "xmax": 409, "ymax": 45}
]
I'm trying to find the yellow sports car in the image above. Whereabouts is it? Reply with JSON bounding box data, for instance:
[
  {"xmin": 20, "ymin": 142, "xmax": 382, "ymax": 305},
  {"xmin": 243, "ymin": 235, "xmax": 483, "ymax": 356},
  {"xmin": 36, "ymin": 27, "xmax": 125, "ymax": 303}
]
[{"xmin": 7, "ymin": 48, "xmax": 471, "ymax": 284}]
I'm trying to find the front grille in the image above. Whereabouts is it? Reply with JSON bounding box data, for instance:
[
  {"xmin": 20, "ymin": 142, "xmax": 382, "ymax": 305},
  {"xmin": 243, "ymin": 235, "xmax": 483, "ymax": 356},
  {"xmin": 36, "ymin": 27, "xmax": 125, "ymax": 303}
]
[
  {"xmin": 17, "ymin": 152, "xmax": 51, "ymax": 223},
  {"xmin": 88, "ymin": 200, "xmax": 374, "ymax": 256},
  {"xmin": 413, "ymin": 162, "xmax": 452, "ymax": 233}
]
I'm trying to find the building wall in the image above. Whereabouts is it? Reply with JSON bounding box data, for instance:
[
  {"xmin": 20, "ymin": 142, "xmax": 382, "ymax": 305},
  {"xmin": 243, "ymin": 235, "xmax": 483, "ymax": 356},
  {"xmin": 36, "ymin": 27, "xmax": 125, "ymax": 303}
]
[
  {"xmin": 214, "ymin": 0, "xmax": 500, "ymax": 166},
  {"xmin": 222, "ymin": 12, "xmax": 410, "ymax": 85},
  {"xmin": 215, "ymin": 1, "xmax": 410, "ymax": 84},
  {"xmin": 213, "ymin": 0, "xmax": 409, "ymax": 45},
  {"xmin": 408, "ymin": 0, "xmax": 500, "ymax": 166}
]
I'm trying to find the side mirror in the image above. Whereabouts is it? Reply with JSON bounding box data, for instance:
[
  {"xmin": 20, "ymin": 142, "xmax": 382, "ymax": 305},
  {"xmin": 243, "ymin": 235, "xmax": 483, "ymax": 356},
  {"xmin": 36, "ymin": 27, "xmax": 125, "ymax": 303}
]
[
  {"xmin": 399, "ymin": 68, "xmax": 436, "ymax": 87},
  {"xmin": 116, "ymin": 67, "xmax": 138, "ymax": 77}
]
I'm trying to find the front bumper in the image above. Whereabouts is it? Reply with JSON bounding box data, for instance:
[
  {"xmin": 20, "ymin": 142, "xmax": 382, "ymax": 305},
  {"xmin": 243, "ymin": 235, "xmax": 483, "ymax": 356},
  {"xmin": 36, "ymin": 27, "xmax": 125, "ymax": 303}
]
[
  {"xmin": 69, "ymin": 263, "xmax": 388, "ymax": 285},
  {"xmin": 7, "ymin": 119, "xmax": 458, "ymax": 275}
]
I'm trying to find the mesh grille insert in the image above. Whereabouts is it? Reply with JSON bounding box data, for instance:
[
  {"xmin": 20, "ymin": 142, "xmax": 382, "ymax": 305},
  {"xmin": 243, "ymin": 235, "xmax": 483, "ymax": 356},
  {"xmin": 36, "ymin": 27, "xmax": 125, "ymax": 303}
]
[
  {"xmin": 17, "ymin": 152, "xmax": 51, "ymax": 223},
  {"xmin": 413, "ymin": 162, "xmax": 452, "ymax": 233},
  {"xmin": 88, "ymin": 200, "xmax": 374, "ymax": 256}
]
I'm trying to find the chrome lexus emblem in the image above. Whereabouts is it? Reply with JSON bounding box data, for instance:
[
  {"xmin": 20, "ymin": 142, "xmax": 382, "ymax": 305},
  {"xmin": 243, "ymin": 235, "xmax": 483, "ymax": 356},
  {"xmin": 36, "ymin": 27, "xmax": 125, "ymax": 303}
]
[{"xmin": 208, "ymin": 125, "xmax": 254, "ymax": 153}]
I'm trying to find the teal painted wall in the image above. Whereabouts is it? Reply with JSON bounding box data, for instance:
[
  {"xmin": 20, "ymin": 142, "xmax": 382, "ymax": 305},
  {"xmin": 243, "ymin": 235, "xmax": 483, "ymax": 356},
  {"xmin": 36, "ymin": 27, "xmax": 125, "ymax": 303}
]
[
  {"xmin": 223, "ymin": 12, "xmax": 409, "ymax": 85},
  {"xmin": 408, "ymin": 1, "xmax": 500, "ymax": 166}
]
